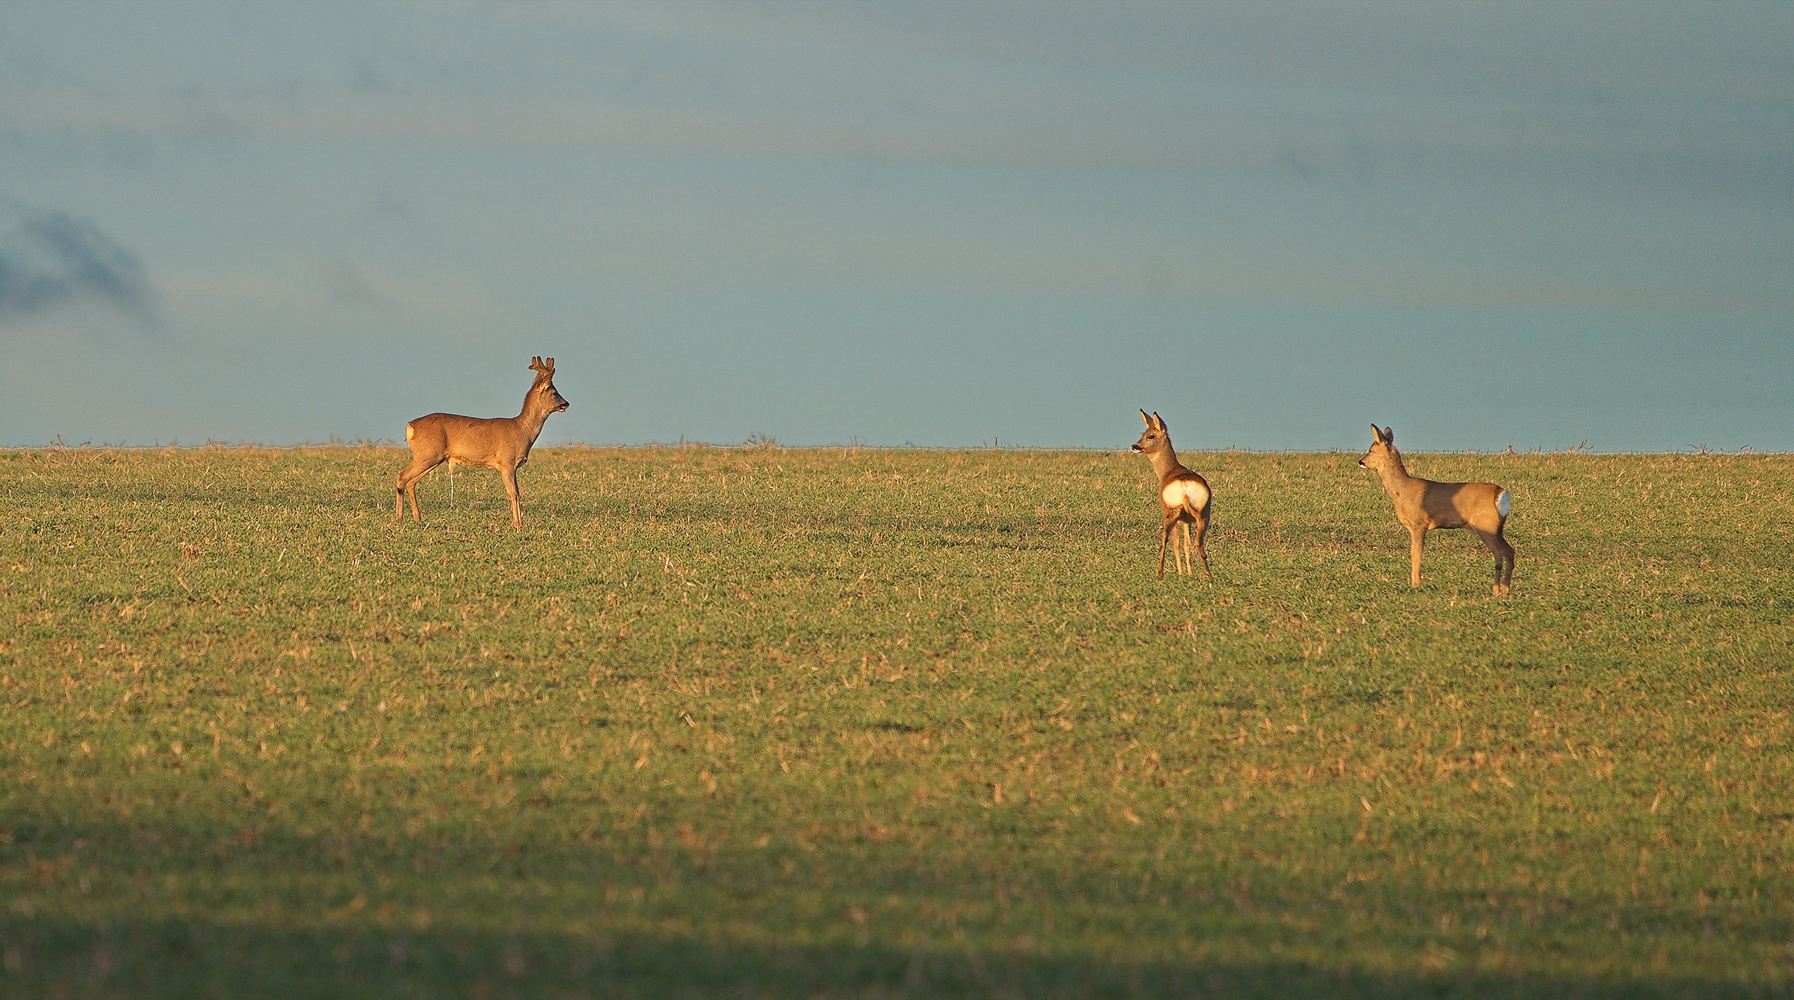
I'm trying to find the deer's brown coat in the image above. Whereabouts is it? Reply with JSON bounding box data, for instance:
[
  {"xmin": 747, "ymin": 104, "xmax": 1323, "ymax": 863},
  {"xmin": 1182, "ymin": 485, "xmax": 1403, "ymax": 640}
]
[
  {"xmin": 395, "ymin": 356, "xmax": 569, "ymax": 529},
  {"xmin": 1359, "ymin": 424, "xmax": 1514, "ymax": 595},
  {"xmin": 1132, "ymin": 410, "xmax": 1213, "ymax": 581}
]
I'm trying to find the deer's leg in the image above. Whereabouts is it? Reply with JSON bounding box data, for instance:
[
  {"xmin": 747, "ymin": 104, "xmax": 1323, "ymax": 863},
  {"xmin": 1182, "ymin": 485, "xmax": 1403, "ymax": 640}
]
[
  {"xmin": 1408, "ymin": 525, "xmax": 1427, "ymax": 587},
  {"xmin": 1178, "ymin": 522, "xmax": 1193, "ymax": 576},
  {"xmin": 1157, "ymin": 514, "xmax": 1176, "ymax": 579},
  {"xmin": 1473, "ymin": 528, "xmax": 1500, "ymax": 594},
  {"xmin": 1482, "ymin": 527, "xmax": 1516, "ymax": 596},
  {"xmin": 1469, "ymin": 527, "xmax": 1515, "ymax": 596},
  {"xmin": 1191, "ymin": 512, "xmax": 1212, "ymax": 582},
  {"xmin": 395, "ymin": 456, "xmax": 440, "ymax": 522},
  {"xmin": 502, "ymin": 466, "xmax": 523, "ymax": 528}
]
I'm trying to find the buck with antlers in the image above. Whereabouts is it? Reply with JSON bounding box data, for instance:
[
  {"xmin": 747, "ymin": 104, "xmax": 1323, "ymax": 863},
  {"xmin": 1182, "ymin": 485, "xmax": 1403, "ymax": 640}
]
[
  {"xmin": 1132, "ymin": 410, "xmax": 1213, "ymax": 581},
  {"xmin": 395, "ymin": 357, "xmax": 569, "ymax": 529},
  {"xmin": 1359, "ymin": 424, "xmax": 1514, "ymax": 595}
]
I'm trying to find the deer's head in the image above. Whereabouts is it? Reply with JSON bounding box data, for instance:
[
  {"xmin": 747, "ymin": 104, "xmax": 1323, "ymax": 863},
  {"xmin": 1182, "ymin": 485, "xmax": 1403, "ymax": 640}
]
[
  {"xmin": 529, "ymin": 356, "xmax": 570, "ymax": 413},
  {"xmin": 1359, "ymin": 424, "xmax": 1397, "ymax": 470},
  {"xmin": 1132, "ymin": 410, "xmax": 1170, "ymax": 456}
]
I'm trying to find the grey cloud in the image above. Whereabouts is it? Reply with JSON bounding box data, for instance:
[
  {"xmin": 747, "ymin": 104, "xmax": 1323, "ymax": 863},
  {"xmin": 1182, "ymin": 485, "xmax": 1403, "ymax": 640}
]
[
  {"xmin": 320, "ymin": 257, "xmax": 393, "ymax": 312},
  {"xmin": 0, "ymin": 205, "xmax": 155, "ymax": 322},
  {"xmin": 360, "ymin": 182, "xmax": 419, "ymax": 228}
]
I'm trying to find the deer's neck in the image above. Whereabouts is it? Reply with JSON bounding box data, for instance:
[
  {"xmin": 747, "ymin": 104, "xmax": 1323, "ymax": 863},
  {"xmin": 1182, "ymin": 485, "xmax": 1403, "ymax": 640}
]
[
  {"xmin": 1148, "ymin": 445, "xmax": 1189, "ymax": 484},
  {"xmin": 514, "ymin": 395, "xmax": 555, "ymax": 449},
  {"xmin": 1375, "ymin": 451, "xmax": 1422, "ymax": 501}
]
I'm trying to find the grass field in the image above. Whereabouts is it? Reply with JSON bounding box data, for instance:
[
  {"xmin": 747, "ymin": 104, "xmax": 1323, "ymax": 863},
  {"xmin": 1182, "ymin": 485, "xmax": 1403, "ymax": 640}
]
[{"xmin": 3, "ymin": 443, "xmax": 1792, "ymax": 998}]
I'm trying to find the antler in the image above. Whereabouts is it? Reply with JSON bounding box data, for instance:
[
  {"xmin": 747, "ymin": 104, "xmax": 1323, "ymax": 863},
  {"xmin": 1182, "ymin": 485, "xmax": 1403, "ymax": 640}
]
[{"xmin": 529, "ymin": 356, "xmax": 556, "ymax": 378}]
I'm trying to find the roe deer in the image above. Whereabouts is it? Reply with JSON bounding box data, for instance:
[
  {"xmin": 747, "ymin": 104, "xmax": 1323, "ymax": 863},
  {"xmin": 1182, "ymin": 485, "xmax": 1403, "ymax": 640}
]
[
  {"xmin": 395, "ymin": 357, "xmax": 569, "ymax": 529},
  {"xmin": 1359, "ymin": 424, "xmax": 1514, "ymax": 595},
  {"xmin": 1132, "ymin": 410, "xmax": 1213, "ymax": 580}
]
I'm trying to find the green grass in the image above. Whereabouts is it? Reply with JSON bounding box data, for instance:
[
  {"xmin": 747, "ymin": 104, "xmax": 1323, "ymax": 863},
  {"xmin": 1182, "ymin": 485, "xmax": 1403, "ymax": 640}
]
[{"xmin": 3, "ymin": 443, "xmax": 1792, "ymax": 998}]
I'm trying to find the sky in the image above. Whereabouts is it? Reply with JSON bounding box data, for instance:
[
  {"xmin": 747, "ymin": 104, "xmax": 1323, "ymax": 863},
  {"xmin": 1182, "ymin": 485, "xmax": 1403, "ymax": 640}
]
[{"xmin": 0, "ymin": 0, "xmax": 1789, "ymax": 452}]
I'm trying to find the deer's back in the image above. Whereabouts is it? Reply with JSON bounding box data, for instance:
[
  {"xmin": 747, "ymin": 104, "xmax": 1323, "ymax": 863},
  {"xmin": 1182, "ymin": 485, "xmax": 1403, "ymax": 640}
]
[
  {"xmin": 1418, "ymin": 478, "xmax": 1507, "ymax": 531},
  {"xmin": 405, "ymin": 412, "xmax": 527, "ymax": 468}
]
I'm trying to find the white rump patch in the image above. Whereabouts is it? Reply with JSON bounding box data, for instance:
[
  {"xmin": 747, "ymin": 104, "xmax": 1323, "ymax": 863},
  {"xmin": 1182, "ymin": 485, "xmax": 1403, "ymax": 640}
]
[
  {"xmin": 1162, "ymin": 479, "xmax": 1210, "ymax": 512},
  {"xmin": 1496, "ymin": 489, "xmax": 1511, "ymax": 517},
  {"xmin": 404, "ymin": 424, "xmax": 415, "ymax": 442}
]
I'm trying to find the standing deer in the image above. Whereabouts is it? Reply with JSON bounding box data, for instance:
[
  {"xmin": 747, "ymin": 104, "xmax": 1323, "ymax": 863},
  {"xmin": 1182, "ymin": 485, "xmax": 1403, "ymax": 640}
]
[
  {"xmin": 395, "ymin": 357, "xmax": 569, "ymax": 529},
  {"xmin": 1132, "ymin": 410, "xmax": 1213, "ymax": 581},
  {"xmin": 1359, "ymin": 424, "xmax": 1514, "ymax": 595}
]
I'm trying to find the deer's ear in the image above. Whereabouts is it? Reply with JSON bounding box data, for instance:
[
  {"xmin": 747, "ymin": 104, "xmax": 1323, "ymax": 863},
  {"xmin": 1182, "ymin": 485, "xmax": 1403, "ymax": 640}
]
[
  {"xmin": 1382, "ymin": 426, "xmax": 1394, "ymax": 444},
  {"xmin": 1151, "ymin": 412, "xmax": 1166, "ymax": 430},
  {"xmin": 1140, "ymin": 409, "xmax": 1153, "ymax": 428}
]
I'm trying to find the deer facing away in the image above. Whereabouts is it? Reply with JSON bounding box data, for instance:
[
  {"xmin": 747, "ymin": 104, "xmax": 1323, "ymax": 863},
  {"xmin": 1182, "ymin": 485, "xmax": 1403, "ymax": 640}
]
[
  {"xmin": 1132, "ymin": 410, "xmax": 1213, "ymax": 580},
  {"xmin": 395, "ymin": 356, "xmax": 569, "ymax": 529},
  {"xmin": 1359, "ymin": 424, "xmax": 1514, "ymax": 595}
]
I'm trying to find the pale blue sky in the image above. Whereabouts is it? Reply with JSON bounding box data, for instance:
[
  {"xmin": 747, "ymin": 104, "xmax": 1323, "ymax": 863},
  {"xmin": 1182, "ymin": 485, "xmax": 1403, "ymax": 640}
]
[{"xmin": 1, "ymin": 0, "xmax": 1789, "ymax": 451}]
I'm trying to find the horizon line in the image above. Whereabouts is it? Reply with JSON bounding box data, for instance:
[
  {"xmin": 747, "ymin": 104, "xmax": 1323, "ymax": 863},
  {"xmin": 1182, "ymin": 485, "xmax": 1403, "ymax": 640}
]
[{"xmin": 5, "ymin": 438, "xmax": 1780, "ymax": 458}]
